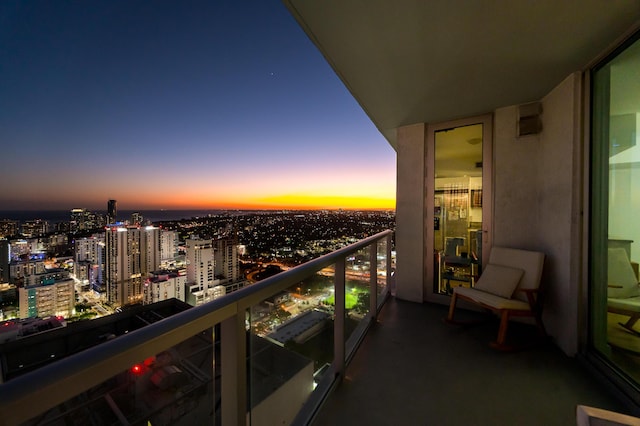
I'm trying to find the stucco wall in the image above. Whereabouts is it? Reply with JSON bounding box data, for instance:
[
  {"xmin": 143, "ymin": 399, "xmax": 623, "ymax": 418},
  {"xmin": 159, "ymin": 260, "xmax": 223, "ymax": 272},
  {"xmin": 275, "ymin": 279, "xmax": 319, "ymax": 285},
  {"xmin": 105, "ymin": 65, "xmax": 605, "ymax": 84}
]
[
  {"xmin": 493, "ymin": 73, "xmax": 581, "ymax": 355},
  {"xmin": 394, "ymin": 75, "xmax": 582, "ymax": 354},
  {"xmin": 395, "ymin": 123, "xmax": 426, "ymax": 302}
]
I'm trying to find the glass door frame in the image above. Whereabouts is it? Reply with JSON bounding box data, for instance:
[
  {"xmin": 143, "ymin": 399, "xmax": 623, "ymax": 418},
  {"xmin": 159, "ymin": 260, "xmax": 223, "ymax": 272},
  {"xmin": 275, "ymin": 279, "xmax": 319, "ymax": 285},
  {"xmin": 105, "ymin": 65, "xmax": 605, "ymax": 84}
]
[
  {"xmin": 424, "ymin": 114, "xmax": 493, "ymax": 303},
  {"xmin": 586, "ymin": 29, "xmax": 640, "ymax": 402}
]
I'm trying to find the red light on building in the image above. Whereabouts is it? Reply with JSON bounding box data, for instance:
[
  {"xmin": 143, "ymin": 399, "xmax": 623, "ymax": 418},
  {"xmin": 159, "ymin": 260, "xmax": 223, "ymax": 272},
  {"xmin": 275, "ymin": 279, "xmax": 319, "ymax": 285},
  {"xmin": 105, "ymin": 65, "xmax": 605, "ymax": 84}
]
[{"xmin": 131, "ymin": 364, "xmax": 143, "ymax": 375}]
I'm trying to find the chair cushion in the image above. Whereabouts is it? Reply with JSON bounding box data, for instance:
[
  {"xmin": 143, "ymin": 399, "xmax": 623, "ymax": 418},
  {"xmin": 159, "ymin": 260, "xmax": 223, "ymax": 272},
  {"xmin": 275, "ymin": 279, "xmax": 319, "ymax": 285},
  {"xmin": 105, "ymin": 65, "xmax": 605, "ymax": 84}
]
[
  {"xmin": 488, "ymin": 247, "xmax": 545, "ymax": 302},
  {"xmin": 454, "ymin": 287, "xmax": 531, "ymax": 310},
  {"xmin": 474, "ymin": 263, "xmax": 524, "ymax": 299},
  {"xmin": 609, "ymin": 296, "xmax": 640, "ymax": 312}
]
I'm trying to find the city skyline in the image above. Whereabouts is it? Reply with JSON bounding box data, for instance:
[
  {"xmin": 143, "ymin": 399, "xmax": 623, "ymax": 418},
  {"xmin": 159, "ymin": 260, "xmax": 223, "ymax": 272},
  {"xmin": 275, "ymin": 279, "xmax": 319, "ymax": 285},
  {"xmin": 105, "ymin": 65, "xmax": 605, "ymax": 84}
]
[{"xmin": 0, "ymin": 1, "xmax": 396, "ymax": 212}]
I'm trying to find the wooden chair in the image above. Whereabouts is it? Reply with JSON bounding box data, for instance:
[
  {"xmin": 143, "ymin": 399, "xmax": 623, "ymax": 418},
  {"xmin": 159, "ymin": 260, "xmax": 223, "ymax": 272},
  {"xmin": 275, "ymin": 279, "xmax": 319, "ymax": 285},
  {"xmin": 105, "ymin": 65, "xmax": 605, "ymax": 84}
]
[
  {"xmin": 607, "ymin": 247, "xmax": 640, "ymax": 336},
  {"xmin": 445, "ymin": 246, "xmax": 546, "ymax": 350}
]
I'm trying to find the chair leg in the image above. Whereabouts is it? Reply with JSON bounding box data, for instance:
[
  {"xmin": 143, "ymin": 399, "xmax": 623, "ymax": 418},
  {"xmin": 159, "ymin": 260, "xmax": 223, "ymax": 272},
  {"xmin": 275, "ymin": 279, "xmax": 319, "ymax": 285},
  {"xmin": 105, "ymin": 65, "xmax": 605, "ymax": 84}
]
[
  {"xmin": 624, "ymin": 314, "xmax": 640, "ymax": 330},
  {"xmin": 489, "ymin": 310, "xmax": 510, "ymax": 350},
  {"xmin": 534, "ymin": 310, "xmax": 546, "ymax": 338},
  {"xmin": 619, "ymin": 314, "xmax": 640, "ymax": 336},
  {"xmin": 446, "ymin": 292, "xmax": 458, "ymax": 322}
]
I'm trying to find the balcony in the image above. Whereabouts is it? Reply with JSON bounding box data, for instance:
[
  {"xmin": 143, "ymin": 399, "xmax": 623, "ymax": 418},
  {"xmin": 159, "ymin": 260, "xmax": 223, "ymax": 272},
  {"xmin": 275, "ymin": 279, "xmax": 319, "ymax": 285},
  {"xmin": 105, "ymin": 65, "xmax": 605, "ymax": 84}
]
[
  {"xmin": 0, "ymin": 229, "xmax": 629, "ymax": 425},
  {"xmin": 312, "ymin": 298, "xmax": 629, "ymax": 425}
]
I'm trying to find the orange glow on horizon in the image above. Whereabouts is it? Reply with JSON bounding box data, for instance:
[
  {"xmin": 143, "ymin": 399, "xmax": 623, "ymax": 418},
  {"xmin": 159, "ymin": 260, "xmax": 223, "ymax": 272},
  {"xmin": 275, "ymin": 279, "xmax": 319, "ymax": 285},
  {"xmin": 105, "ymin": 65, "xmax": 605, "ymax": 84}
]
[
  {"xmin": 119, "ymin": 193, "xmax": 396, "ymax": 211},
  {"xmin": 253, "ymin": 193, "xmax": 395, "ymax": 210}
]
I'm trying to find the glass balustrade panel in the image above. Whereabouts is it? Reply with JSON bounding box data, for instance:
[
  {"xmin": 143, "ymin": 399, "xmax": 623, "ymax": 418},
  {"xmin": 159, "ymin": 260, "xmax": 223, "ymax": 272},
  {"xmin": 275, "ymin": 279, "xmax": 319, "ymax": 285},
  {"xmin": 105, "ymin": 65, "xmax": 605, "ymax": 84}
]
[
  {"xmin": 376, "ymin": 238, "xmax": 389, "ymax": 307},
  {"xmin": 248, "ymin": 266, "xmax": 336, "ymax": 425},
  {"xmin": 344, "ymin": 247, "xmax": 371, "ymax": 354},
  {"xmin": 17, "ymin": 327, "xmax": 216, "ymax": 426}
]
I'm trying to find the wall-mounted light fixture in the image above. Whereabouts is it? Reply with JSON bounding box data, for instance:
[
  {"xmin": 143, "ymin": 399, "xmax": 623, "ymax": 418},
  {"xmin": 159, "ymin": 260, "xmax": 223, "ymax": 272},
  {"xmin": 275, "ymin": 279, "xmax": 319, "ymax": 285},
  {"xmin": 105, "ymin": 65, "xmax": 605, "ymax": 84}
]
[{"xmin": 517, "ymin": 102, "xmax": 542, "ymax": 137}]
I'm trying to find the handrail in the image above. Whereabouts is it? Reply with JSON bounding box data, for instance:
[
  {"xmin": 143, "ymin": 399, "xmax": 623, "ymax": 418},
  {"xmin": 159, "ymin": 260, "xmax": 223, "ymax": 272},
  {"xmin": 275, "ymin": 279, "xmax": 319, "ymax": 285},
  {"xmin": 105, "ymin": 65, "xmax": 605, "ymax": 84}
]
[{"xmin": 0, "ymin": 230, "xmax": 393, "ymax": 426}]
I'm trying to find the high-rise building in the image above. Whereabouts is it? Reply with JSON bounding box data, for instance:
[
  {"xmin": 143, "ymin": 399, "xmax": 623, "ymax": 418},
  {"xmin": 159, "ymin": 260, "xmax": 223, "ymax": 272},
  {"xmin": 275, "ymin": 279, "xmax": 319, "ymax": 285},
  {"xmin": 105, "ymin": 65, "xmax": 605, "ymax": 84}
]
[
  {"xmin": 70, "ymin": 209, "xmax": 104, "ymax": 233},
  {"xmin": 130, "ymin": 212, "xmax": 143, "ymax": 226},
  {"xmin": 185, "ymin": 238, "xmax": 226, "ymax": 305},
  {"xmin": 160, "ymin": 230, "xmax": 179, "ymax": 265},
  {"xmin": 105, "ymin": 225, "xmax": 160, "ymax": 307},
  {"xmin": 0, "ymin": 240, "xmax": 9, "ymax": 283},
  {"xmin": 47, "ymin": 233, "xmax": 69, "ymax": 257},
  {"xmin": 214, "ymin": 237, "xmax": 240, "ymax": 283},
  {"xmin": 21, "ymin": 219, "xmax": 49, "ymax": 238},
  {"xmin": 74, "ymin": 233, "xmax": 105, "ymax": 291},
  {"xmin": 0, "ymin": 220, "xmax": 19, "ymax": 238},
  {"xmin": 8, "ymin": 239, "xmax": 44, "ymax": 260},
  {"xmin": 107, "ymin": 200, "xmax": 117, "ymax": 225},
  {"xmin": 70, "ymin": 209, "xmax": 86, "ymax": 233},
  {"xmin": 185, "ymin": 238, "xmax": 214, "ymax": 291}
]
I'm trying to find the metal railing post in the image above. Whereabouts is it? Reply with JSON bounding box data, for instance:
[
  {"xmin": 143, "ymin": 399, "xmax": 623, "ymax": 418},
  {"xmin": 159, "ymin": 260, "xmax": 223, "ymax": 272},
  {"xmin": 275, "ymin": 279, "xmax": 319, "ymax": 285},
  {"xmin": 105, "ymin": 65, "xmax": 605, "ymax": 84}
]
[
  {"xmin": 370, "ymin": 242, "xmax": 377, "ymax": 318},
  {"xmin": 334, "ymin": 257, "xmax": 346, "ymax": 378},
  {"xmin": 386, "ymin": 233, "xmax": 393, "ymax": 297},
  {"xmin": 221, "ymin": 310, "xmax": 247, "ymax": 426}
]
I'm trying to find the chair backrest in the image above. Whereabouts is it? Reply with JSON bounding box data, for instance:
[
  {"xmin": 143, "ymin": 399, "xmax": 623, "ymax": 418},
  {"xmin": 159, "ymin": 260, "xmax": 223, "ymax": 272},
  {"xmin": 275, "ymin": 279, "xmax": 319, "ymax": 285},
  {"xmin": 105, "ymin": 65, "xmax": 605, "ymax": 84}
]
[
  {"xmin": 607, "ymin": 247, "xmax": 640, "ymax": 299},
  {"xmin": 445, "ymin": 237, "xmax": 465, "ymax": 257},
  {"xmin": 487, "ymin": 247, "xmax": 545, "ymax": 302}
]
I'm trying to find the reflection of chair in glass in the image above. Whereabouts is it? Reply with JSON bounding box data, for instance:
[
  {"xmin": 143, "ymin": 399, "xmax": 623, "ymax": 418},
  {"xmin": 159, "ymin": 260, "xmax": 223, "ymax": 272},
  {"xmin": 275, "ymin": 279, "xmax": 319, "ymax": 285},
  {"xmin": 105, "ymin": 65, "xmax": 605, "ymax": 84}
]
[
  {"xmin": 444, "ymin": 237, "xmax": 463, "ymax": 256},
  {"xmin": 440, "ymin": 237, "xmax": 472, "ymax": 294},
  {"xmin": 607, "ymin": 247, "xmax": 640, "ymax": 336},
  {"xmin": 444, "ymin": 237, "xmax": 470, "ymax": 266},
  {"xmin": 446, "ymin": 246, "xmax": 546, "ymax": 350}
]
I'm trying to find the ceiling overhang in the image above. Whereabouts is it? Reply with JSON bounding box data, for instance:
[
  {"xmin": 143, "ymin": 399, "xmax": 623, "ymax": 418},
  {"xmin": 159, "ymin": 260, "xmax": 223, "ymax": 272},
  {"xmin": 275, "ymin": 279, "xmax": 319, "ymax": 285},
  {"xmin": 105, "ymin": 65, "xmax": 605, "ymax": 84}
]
[{"xmin": 284, "ymin": 0, "xmax": 640, "ymax": 149}]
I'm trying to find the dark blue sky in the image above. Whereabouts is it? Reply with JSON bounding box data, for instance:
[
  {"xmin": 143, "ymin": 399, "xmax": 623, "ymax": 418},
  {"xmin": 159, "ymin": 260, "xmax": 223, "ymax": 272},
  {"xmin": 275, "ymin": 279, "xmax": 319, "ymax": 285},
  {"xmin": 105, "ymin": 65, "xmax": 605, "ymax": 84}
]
[{"xmin": 0, "ymin": 1, "xmax": 395, "ymax": 211}]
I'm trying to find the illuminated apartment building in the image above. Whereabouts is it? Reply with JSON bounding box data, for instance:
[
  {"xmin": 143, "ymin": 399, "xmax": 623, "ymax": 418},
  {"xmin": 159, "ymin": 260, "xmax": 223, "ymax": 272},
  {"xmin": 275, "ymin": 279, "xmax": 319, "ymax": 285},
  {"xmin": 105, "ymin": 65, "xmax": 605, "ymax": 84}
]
[
  {"xmin": 185, "ymin": 237, "xmax": 225, "ymax": 305},
  {"xmin": 18, "ymin": 274, "xmax": 74, "ymax": 319},
  {"xmin": 47, "ymin": 233, "xmax": 69, "ymax": 257},
  {"xmin": 130, "ymin": 212, "xmax": 144, "ymax": 226},
  {"xmin": 0, "ymin": 240, "xmax": 9, "ymax": 283},
  {"xmin": 105, "ymin": 225, "xmax": 160, "ymax": 307},
  {"xmin": 186, "ymin": 238, "xmax": 214, "ymax": 287},
  {"xmin": 160, "ymin": 229, "xmax": 179, "ymax": 265},
  {"xmin": 143, "ymin": 270, "xmax": 187, "ymax": 304},
  {"xmin": 9, "ymin": 255, "xmax": 46, "ymax": 285},
  {"xmin": 74, "ymin": 234, "xmax": 104, "ymax": 263},
  {"xmin": 12, "ymin": 238, "xmax": 45, "ymax": 257},
  {"xmin": 74, "ymin": 233, "xmax": 105, "ymax": 291},
  {"xmin": 0, "ymin": 220, "xmax": 19, "ymax": 238},
  {"xmin": 214, "ymin": 237, "xmax": 240, "ymax": 283},
  {"xmin": 70, "ymin": 208, "xmax": 105, "ymax": 233},
  {"xmin": 20, "ymin": 219, "xmax": 49, "ymax": 238}
]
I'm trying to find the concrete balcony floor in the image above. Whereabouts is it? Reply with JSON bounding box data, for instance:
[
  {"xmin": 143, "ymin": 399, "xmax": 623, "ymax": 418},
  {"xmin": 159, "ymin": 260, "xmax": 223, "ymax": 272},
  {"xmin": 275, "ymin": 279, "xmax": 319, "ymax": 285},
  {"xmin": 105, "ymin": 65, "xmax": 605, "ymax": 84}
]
[{"xmin": 312, "ymin": 297, "xmax": 629, "ymax": 426}]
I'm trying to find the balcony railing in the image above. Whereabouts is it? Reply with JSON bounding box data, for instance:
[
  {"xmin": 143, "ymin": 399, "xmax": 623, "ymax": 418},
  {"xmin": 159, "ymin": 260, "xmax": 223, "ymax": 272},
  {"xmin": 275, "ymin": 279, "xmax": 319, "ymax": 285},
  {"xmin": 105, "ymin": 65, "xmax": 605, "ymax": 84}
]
[{"xmin": 0, "ymin": 230, "xmax": 393, "ymax": 426}]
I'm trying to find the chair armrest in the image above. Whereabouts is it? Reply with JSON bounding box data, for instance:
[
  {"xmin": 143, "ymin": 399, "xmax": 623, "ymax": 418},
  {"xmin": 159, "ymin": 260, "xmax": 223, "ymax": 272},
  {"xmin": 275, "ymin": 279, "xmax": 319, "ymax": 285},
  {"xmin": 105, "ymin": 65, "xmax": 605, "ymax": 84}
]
[
  {"xmin": 516, "ymin": 288, "xmax": 539, "ymax": 294},
  {"xmin": 516, "ymin": 288, "xmax": 540, "ymax": 310}
]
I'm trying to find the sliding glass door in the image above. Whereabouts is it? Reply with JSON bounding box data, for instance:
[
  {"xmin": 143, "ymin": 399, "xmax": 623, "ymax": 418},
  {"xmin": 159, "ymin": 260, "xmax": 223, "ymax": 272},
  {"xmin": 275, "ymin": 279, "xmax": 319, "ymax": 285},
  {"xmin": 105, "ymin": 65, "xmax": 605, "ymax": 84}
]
[
  {"xmin": 591, "ymin": 33, "xmax": 640, "ymax": 388},
  {"xmin": 426, "ymin": 116, "xmax": 492, "ymax": 300}
]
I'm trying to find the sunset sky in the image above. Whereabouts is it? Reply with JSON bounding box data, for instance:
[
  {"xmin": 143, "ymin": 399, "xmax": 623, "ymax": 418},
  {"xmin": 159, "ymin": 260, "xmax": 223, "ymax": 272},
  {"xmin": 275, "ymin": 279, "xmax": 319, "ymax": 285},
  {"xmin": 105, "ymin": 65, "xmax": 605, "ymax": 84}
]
[{"xmin": 0, "ymin": 1, "xmax": 395, "ymax": 212}]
